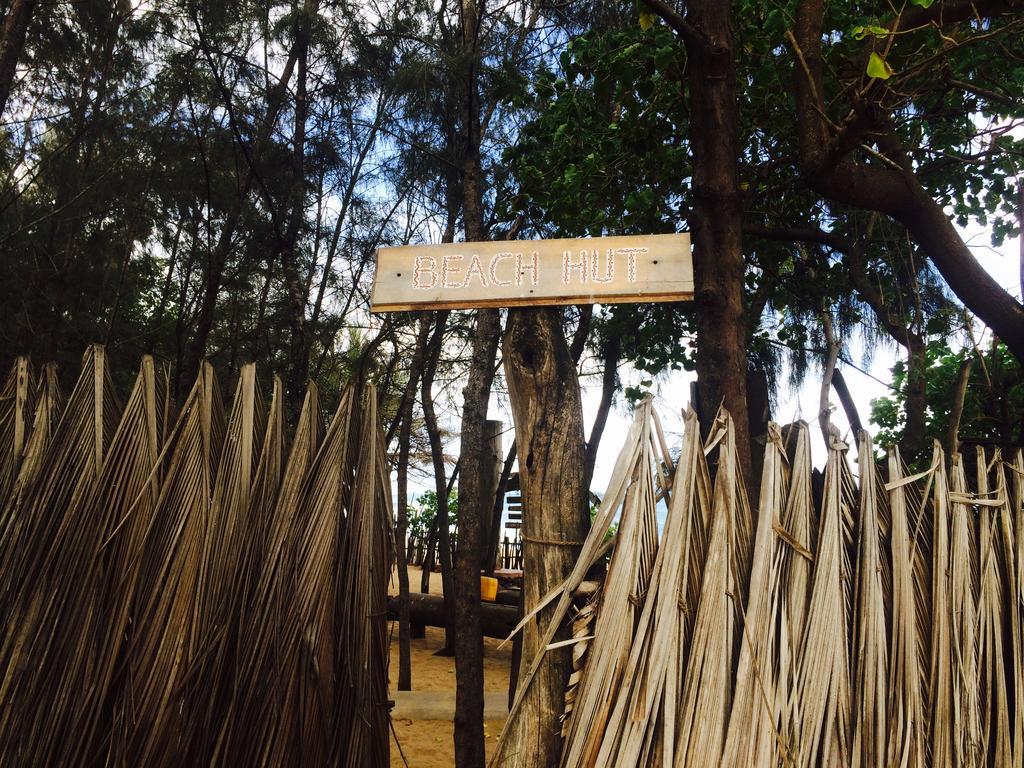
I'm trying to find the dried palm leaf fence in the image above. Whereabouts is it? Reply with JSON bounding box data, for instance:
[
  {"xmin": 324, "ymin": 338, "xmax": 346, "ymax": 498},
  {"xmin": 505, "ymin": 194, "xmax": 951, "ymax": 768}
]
[
  {"xmin": 0, "ymin": 346, "xmax": 394, "ymax": 767},
  {"xmin": 493, "ymin": 400, "xmax": 1024, "ymax": 768}
]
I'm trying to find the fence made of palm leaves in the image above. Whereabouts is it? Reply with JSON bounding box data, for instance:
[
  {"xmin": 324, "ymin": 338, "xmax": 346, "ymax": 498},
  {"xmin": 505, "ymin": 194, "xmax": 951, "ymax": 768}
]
[
  {"xmin": 494, "ymin": 400, "xmax": 1024, "ymax": 768},
  {"xmin": 0, "ymin": 346, "xmax": 393, "ymax": 767}
]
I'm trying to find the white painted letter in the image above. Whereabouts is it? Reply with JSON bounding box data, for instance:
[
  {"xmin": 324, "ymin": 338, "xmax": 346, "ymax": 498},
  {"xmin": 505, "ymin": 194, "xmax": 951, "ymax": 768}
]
[
  {"xmin": 516, "ymin": 251, "xmax": 539, "ymax": 287},
  {"xmin": 616, "ymin": 247, "xmax": 647, "ymax": 283},
  {"xmin": 441, "ymin": 254, "xmax": 463, "ymax": 288},
  {"xmin": 562, "ymin": 249, "xmax": 589, "ymax": 284},
  {"xmin": 413, "ymin": 255, "xmax": 438, "ymax": 289},
  {"xmin": 461, "ymin": 254, "xmax": 488, "ymax": 287},
  {"xmin": 591, "ymin": 249, "xmax": 615, "ymax": 283},
  {"xmin": 489, "ymin": 252, "xmax": 513, "ymax": 286}
]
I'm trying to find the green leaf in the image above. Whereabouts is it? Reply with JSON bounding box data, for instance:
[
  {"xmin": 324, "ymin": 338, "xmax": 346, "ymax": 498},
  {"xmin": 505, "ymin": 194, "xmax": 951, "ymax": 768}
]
[
  {"xmin": 851, "ymin": 24, "xmax": 889, "ymax": 40},
  {"xmin": 866, "ymin": 51, "xmax": 894, "ymax": 80},
  {"xmin": 639, "ymin": 10, "xmax": 656, "ymax": 31},
  {"xmin": 909, "ymin": 0, "xmax": 935, "ymax": 6}
]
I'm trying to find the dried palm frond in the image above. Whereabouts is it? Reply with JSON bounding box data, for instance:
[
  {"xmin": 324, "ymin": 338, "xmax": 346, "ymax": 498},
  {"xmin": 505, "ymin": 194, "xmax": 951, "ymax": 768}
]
[
  {"xmin": 561, "ymin": 596, "xmax": 598, "ymax": 738},
  {"xmin": 927, "ymin": 443, "xmax": 954, "ymax": 767},
  {"xmin": 675, "ymin": 410, "xmax": 751, "ymax": 768},
  {"xmin": 558, "ymin": 403, "xmax": 661, "ymax": 767},
  {"xmin": 275, "ymin": 384, "xmax": 359, "ymax": 765},
  {"xmin": 223, "ymin": 381, "xmax": 322, "ymax": 768},
  {"xmin": 792, "ymin": 435, "xmax": 851, "ymax": 767},
  {"xmin": 184, "ymin": 363, "xmax": 266, "ymax": 763},
  {"xmin": 885, "ymin": 445, "xmax": 927, "ymax": 768},
  {"xmin": 722, "ymin": 421, "xmax": 789, "ymax": 767},
  {"xmin": 597, "ymin": 409, "xmax": 706, "ymax": 767},
  {"xmin": 0, "ymin": 351, "xmax": 394, "ymax": 768},
  {"xmin": 850, "ymin": 434, "xmax": 888, "ymax": 768},
  {"xmin": 0, "ymin": 345, "xmax": 122, "ymax": 763},
  {"xmin": 949, "ymin": 453, "xmax": 982, "ymax": 766},
  {"xmin": 0, "ymin": 357, "xmax": 33, "ymax": 502},
  {"xmin": 776, "ymin": 423, "xmax": 814, "ymax": 757},
  {"xmin": 493, "ymin": 402, "xmax": 1024, "ymax": 768},
  {"xmin": 975, "ymin": 447, "xmax": 1012, "ymax": 765},
  {"xmin": 1011, "ymin": 450, "xmax": 1024, "ymax": 768},
  {"xmin": 31, "ymin": 356, "xmax": 167, "ymax": 766},
  {"xmin": 112, "ymin": 361, "xmax": 225, "ymax": 766},
  {"xmin": 336, "ymin": 384, "xmax": 394, "ymax": 767},
  {"xmin": 8, "ymin": 362, "xmax": 63, "ymax": 506}
]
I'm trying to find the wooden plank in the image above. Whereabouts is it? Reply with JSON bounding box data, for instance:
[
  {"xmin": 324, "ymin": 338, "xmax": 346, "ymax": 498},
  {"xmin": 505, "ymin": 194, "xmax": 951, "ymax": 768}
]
[
  {"xmin": 506, "ymin": 495, "xmax": 522, "ymax": 504},
  {"xmin": 505, "ymin": 521, "xmax": 521, "ymax": 529},
  {"xmin": 370, "ymin": 233, "xmax": 692, "ymax": 312}
]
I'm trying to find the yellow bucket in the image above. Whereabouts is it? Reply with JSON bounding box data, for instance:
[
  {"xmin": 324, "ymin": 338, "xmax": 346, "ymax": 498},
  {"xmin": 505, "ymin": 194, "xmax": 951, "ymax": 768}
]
[{"xmin": 480, "ymin": 576, "xmax": 498, "ymax": 602}]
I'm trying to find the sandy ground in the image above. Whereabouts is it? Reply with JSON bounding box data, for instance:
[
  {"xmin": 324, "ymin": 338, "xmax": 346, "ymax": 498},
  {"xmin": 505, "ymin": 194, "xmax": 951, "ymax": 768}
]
[{"xmin": 388, "ymin": 565, "xmax": 511, "ymax": 767}]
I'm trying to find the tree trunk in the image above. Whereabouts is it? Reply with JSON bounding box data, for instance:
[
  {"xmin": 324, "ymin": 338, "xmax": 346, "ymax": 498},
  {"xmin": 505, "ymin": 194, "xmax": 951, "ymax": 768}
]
[
  {"xmin": 491, "ymin": 307, "xmax": 588, "ymax": 767},
  {"xmin": 394, "ymin": 316, "xmax": 432, "ymax": 691},
  {"xmin": 477, "ymin": 420, "xmax": 504, "ymax": 571},
  {"xmin": 903, "ymin": 335, "xmax": 928, "ymax": 461},
  {"xmin": 831, "ymin": 367, "xmax": 864, "ymax": 438},
  {"xmin": 946, "ymin": 357, "xmax": 974, "ymax": 456},
  {"xmin": 0, "ymin": 0, "xmax": 36, "ymax": 119},
  {"xmin": 681, "ymin": 0, "xmax": 752, "ymax": 489},
  {"xmin": 452, "ymin": 304, "xmax": 501, "ymax": 767},
  {"xmin": 452, "ymin": 1, "xmax": 500, "ymax": 764},
  {"xmin": 421, "ymin": 312, "xmax": 457, "ymax": 654}
]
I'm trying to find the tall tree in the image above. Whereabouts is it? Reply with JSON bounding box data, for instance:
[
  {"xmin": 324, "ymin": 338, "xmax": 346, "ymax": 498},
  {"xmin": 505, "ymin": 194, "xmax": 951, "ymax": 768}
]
[
  {"xmin": 643, "ymin": 0, "xmax": 752, "ymax": 483},
  {"xmin": 452, "ymin": 1, "xmax": 501, "ymax": 764}
]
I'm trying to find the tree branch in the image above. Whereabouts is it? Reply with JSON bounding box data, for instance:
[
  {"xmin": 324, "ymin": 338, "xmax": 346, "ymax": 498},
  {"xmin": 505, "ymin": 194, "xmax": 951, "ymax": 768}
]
[
  {"xmin": 640, "ymin": 0, "xmax": 712, "ymax": 52},
  {"xmin": 789, "ymin": 0, "xmax": 1024, "ymax": 363}
]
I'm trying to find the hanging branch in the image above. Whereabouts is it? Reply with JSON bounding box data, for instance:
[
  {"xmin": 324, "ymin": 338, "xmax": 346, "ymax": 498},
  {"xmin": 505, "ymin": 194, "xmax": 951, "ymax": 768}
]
[{"xmin": 819, "ymin": 310, "xmax": 841, "ymax": 448}]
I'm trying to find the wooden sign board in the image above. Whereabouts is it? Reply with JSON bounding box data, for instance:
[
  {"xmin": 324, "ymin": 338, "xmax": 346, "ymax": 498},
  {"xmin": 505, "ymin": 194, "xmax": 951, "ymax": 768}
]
[{"xmin": 370, "ymin": 233, "xmax": 692, "ymax": 312}]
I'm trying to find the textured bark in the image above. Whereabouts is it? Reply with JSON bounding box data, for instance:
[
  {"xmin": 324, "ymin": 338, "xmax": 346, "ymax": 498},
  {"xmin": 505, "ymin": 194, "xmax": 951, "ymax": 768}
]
[
  {"xmin": 492, "ymin": 307, "xmax": 588, "ymax": 767},
  {"xmin": 0, "ymin": 0, "xmax": 35, "ymax": 119},
  {"xmin": 452, "ymin": 305, "xmax": 501, "ymax": 768},
  {"xmin": 452, "ymin": 1, "xmax": 497, "ymax": 764},
  {"xmin": 903, "ymin": 335, "xmax": 928, "ymax": 460},
  {"xmin": 678, "ymin": 0, "xmax": 753, "ymax": 489}
]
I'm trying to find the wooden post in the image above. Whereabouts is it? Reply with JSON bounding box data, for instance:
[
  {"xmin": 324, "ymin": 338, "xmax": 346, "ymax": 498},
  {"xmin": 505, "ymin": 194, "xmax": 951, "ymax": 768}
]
[{"xmin": 480, "ymin": 419, "xmax": 503, "ymax": 570}]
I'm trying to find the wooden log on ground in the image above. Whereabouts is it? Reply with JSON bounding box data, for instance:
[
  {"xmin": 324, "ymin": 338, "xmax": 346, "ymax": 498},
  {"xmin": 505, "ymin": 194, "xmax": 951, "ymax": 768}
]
[
  {"xmin": 387, "ymin": 593, "xmax": 517, "ymax": 639},
  {"xmin": 495, "ymin": 589, "xmax": 520, "ymax": 607}
]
